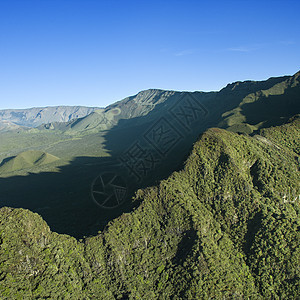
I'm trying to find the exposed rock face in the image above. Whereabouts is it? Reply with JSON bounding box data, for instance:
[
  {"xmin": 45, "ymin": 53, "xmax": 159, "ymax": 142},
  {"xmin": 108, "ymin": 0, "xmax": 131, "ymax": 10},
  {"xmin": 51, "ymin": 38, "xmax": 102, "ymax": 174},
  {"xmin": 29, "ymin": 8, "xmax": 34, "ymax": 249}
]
[
  {"xmin": 0, "ymin": 120, "xmax": 25, "ymax": 132},
  {"xmin": 66, "ymin": 71, "xmax": 300, "ymax": 135},
  {"xmin": 0, "ymin": 106, "xmax": 100, "ymax": 128},
  {"xmin": 1, "ymin": 71, "xmax": 299, "ymax": 135}
]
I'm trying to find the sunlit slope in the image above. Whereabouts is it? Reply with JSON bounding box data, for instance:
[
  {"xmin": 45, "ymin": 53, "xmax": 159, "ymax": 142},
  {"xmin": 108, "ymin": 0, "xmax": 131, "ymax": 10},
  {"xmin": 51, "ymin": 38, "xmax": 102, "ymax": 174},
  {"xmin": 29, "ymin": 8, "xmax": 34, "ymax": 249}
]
[
  {"xmin": 65, "ymin": 109, "xmax": 118, "ymax": 134},
  {"xmin": 0, "ymin": 106, "xmax": 100, "ymax": 128},
  {"xmin": 0, "ymin": 117, "xmax": 299, "ymax": 299},
  {"xmin": 0, "ymin": 150, "xmax": 59, "ymax": 173},
  {"xmin": 40, "ymin": 71, "xmax": 300, "ymax": 137},
  {"xmin": 0, "ymin": 120, "xmax": 26, "ymax": 132},
  {"xmin": 260, "ymin": 114, "xmax": 300, "ymax": 155},
  {"xmin": 219, "ymin": 71, "xmax": 300, "ymax": 133}
]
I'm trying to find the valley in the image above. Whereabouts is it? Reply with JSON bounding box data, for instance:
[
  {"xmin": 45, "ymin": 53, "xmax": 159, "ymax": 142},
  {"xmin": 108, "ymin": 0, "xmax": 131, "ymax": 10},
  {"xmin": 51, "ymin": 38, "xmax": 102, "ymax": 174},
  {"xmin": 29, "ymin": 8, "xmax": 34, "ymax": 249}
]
[
  {"xmin": 0, "ymin": 71, "xmax": 299, "ymax": 298},
  {"xmin": 0, "ymin": 71, "xmax": 299, "ymax": 238}
]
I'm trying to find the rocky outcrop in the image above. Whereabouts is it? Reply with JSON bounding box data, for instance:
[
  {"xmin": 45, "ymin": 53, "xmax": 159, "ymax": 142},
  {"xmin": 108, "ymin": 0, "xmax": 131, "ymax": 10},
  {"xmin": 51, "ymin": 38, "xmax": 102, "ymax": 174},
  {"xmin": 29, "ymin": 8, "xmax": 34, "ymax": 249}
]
[{"xmin": 0, "ymin": 106, "xmax": 100, "ymax": 128}]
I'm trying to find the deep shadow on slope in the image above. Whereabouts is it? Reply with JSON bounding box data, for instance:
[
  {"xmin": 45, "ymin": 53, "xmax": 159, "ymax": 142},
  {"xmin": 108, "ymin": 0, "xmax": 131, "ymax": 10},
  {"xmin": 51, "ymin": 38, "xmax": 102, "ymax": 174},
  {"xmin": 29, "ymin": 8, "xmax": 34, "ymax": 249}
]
[
  {"xmin": 242, "ymin": 83, "xmax": 300, "ymax": 127},
  {"xmin": 102, "ymin": 73, "xmax": 297, "ymax": 163},
  {"xmin": 0, "ymin": 155, "xmax": 154, "ymax": 239},
  {"xmin": 0, "ymin": 140, "xmax": 197, "ymax": 239},
  {"xmin": 0, "ymin": 74, "xmax": 298, "ymax": 239}
]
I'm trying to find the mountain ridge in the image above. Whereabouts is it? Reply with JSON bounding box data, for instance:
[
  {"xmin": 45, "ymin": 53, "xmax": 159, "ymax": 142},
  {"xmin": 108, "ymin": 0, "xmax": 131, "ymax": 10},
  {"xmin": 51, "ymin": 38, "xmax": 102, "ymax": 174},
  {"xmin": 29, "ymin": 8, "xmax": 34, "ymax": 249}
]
[
  {"xmin": 1, "ymin": 71, "xmax": 298, "ymax": 136},
  {"xmin": 0, "ymin": 70, "xmax": 299, "ymax": 237},
  {"xmin": 0, "ymin": 150, "xmax": 60, "ymax": 173},
  {"xmin": 0, "ymin": 116, "xmax": 299, "ymax": 298},
  {"xmin": 62, "ymin": 70, "xmax": 299, "ymax": 136},
  {"xmin": 0, "ymin": 105, "xmax": 100, "ymax": 129},
  {"xmin": 0, "ymin": 70, "xmax": 299, "ymax": 298}
]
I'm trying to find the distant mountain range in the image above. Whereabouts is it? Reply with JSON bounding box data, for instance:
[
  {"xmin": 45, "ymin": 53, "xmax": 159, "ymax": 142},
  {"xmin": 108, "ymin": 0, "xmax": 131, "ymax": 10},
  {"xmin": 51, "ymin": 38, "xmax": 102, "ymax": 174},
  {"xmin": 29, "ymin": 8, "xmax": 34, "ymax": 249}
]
[
  {"xmin": 1, "ymin": 71, "xmax": 299, "ymax": 136},
  {"xmin": 0, "ymin": 106, "xmax": 100, "ymax": 130},
  {"xmin": 1, "ymin": 115, "xmax": 299, "ymax": 299},
  {"xmin": 0, "ymin": 70, "xmax": 299, "ymax": 298},
  {"xmin": 38, "ymin": 70, "xmax": 300, "ymax": 136}
]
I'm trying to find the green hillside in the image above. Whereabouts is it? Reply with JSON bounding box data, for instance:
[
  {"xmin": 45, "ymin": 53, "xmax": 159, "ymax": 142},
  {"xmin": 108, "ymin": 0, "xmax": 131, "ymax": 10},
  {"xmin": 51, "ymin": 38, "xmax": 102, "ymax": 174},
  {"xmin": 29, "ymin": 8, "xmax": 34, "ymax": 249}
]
[
  {"xmin": 66, "ymin": 109, "xmax": 118, "ymax": 135},
  {"xmin": 34, "ymin": 71, "xmax": 299, "ymax": 137},
  {"xmin": 0, "ymin": 71, "xmax": 299, "ymax": 243},
  {"xmin": 0, "ymin": 71, "xmax": 299, "ymax": 175},
  {"xmin": 0, "ymin": 117, "xmax": 299, "ymax": 299},
  {"xmin": 219, "ymin": 71, "xmax": 300, "ymax": 133},
  {"xmin": 0, "ymin": 151, "xmax": 59, "ymax": 173}
]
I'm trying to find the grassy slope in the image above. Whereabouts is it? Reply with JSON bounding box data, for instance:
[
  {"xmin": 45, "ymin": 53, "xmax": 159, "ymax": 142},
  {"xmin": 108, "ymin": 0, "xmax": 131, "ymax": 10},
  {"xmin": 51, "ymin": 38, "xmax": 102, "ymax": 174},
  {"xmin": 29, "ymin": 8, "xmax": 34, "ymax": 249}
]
[
  {"xmin": 0, "ymin": 71, "xmax": 299, "ymax": 177},
  {"xmin": 0, "ymin": 151, "xmax": 59, "ymax": 173},
  {"xmin": 0, "ymin": 118, "xmax": 299, "ymax": 299},
  {"xmin": 0, "ymin": 130, "xmax": 109, "ymax": 177},
  {"xmin": 219, "ymin": 71, "xmax": 300, "ymax": 133}
]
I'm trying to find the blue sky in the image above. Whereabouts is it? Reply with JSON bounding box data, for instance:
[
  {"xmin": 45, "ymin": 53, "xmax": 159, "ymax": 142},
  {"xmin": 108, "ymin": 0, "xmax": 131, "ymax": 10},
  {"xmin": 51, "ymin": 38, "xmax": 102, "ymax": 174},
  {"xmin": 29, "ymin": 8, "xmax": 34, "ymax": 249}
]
[{"xmin": 0, "ymin": 0, "xmax": 299, "ymax": 109}]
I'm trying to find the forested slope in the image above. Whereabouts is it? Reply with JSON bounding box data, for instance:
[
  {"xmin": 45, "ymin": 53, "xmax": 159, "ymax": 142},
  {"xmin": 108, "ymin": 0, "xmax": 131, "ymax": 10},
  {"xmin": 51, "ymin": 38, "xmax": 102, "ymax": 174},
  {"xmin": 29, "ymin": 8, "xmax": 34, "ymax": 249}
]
[{"xmin": 0, "ymin": 117, "xmax": 299, "ymax": 299}]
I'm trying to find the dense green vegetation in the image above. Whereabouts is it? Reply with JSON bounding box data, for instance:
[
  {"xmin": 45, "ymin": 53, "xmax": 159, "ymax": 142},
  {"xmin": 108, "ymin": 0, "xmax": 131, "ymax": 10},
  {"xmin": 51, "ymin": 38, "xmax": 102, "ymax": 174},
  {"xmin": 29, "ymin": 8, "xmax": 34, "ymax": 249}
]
[
  {"xmin": 1, "ymin": 71, "xmax": 299, "ymax": 238},
  {"xmin": 0, "ymin": 150, "xmax": 59, "ymax": 173},
  {"xmin": 0, "ymin": 116, "xmax": 299, "ymax": 299}
]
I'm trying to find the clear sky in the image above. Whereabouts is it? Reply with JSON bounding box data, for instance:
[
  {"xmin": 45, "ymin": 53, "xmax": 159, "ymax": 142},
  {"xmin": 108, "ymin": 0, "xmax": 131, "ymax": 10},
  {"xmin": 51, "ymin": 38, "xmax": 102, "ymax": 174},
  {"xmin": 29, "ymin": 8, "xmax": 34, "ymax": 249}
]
[{"xmin": 0, "ymin": 0, "xmax": 299, "ymax": 109}]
